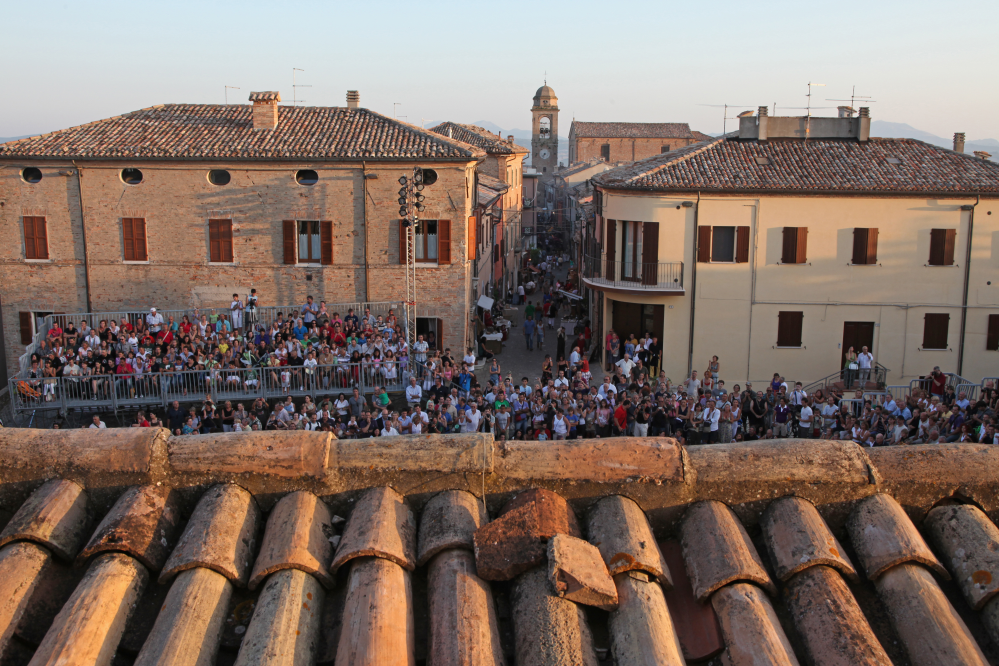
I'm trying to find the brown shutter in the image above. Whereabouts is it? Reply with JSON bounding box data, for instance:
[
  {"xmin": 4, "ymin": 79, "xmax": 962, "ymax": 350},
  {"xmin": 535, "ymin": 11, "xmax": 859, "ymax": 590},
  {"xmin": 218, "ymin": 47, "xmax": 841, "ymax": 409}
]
[
  {"xmin": 795, "ymin": 227, "xmax": 808, "ymax": 264},
  {"xmin": 943, "ymin": 228, "xmax": 956, "ymax": 266},
  {"xmin": 605, "ymin": 219, "xmax": 616, "ymax": 276},
  {"xmin": 866, "ymin": 227, "xmax": 878, "ymax": 264},
  {"xmin": 23, "ymin": 218, "xmax": 37, "ymax": 260},
  {"xmin": 736, "ymin": 226, "xmax": 750, "ymax": 263},
  {"xmin": 320, "ymin": 220, "xmax": 333, "ymax": 265},
  {"xmin": 642, "ymin": 222, "xmax": 659, "ymax": 285},
  {"xmin": 209, "ymin": 219, "xmax": 221, "ymax": 262},
  {"xmin": 987, "ymin": 314, "xmax": 999, "ymax": 351},
  {"xmin": 399, "ymin": 220, "xmax": 407, "ymax": 265},
  {"xmin": 438, "ymin": 219, "xmax": 451, "ymax": 265},
  {"xmin": 922, "ymin": 313, "xmax": 950, "ymax": 349},
  {"xmin": 782, "ymin": 227, "xmax": 797, "ymax": 264},
  {"xmin": 23, "ymin": 216, "xmax": 48, "ymax": 260},
  {"xmin": 19, "ymin": 312, "xmax": 33, "ymax": 345},
  {"xmin": 777, "ymin": 311, "xmax": 804, "ymax": 347},
  {"xmin": 283, "ymin": 220, "xmax": 297, "ymax": 264},
  {"xmin": 468, "ymin": 215, "xmax": 476, "ymax": 261},
  {"xmin": 34, "ymin": 217, "xmax": 48, "ymax": 260},
  {"xmin": 697, "ymin": 226, "xmax": 712, "ymax": 263},
  {"xmin": 123, "ymin": 218, "xmax": 134, "ymax": 261},
  {"xmin": 220, "ymin": 220, "xmax": 233, "ymax": 262},
  {"xmin": 852, "ymin": 228, "xmax": 868, "ymax": 265}
]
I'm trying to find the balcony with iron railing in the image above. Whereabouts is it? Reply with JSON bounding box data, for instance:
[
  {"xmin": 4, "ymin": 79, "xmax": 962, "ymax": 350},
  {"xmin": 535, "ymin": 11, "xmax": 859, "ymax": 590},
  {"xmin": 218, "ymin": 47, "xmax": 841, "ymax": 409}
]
[{"xmin": 581, "ymin": 255, "xmax": 684, "ymax": 293}]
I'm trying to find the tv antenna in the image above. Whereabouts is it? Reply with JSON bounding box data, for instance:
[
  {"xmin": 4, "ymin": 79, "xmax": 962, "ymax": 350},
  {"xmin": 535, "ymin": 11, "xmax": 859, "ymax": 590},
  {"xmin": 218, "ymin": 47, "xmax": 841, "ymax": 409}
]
[
  {"xmin": 698, "ymin": 103, "xmax": 752, "ymax": 135},
  {"xmin": 394, "ymin": 103, "xmax": 404, "ymax": 119},
  {"xmin": 827, "ymin": 85, "xmax": 877, "ymax": 110},
  {"xmin": 224, "ymin": 86, "xmax": 240, "ymax": 105},
  {"xmin": 292, "ymin": 68, "xmax": 311, "ymax": 106},
  {"xmin": 805, "ymin": 82, "xmax": 826, "ymax": 139}
]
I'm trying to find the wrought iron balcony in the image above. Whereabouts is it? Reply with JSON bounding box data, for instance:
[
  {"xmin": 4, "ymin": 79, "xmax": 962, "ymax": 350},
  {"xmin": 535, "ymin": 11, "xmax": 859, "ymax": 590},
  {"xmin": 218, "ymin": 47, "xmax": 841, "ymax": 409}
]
[{"xmin": 581, "ymin": 255, "xmax": 684, "ymax": 292}]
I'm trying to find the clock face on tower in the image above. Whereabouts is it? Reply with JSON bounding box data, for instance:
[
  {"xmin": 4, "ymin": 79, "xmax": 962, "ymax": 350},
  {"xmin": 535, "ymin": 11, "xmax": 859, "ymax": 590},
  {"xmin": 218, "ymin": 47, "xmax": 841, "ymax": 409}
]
[{"xmin": 539, "ymin": 149, "xmax": 550, "ymax": 160}]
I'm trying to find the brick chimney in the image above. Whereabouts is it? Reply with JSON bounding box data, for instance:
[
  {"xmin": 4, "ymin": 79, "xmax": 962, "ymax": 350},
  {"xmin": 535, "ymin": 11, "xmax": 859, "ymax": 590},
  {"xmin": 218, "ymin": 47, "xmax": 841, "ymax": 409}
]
[
  {"xmin": 857, "ymin": 107, "xmax": 871, "ymax": 142},
  {"xmin": 249, "ymin": 92, "xmax": 280, "ymax": 130},
  {"xmin": 974, "ymin": 151, "xmax": 992, "ymax": 161},
  {"xmin": 507, "ymin": 135, "xmax": 515, "ymax": 143},
  {"xmin": 953, "ymin": 132, "xmax": 966, "ymax": 153},
  {"xmin": 346, "ymin": 91, "xmax": 360, "ymax": 109}
]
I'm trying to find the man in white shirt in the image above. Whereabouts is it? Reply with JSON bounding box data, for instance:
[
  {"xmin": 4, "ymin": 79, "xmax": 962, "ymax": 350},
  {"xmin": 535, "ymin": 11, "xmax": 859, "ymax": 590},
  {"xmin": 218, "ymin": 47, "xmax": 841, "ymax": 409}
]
[
  {"xmin": 554, "ymin": 371, "xmax": 570, "ymax": 390},
  {"xmin": 465, "ymin": 405, "xmax": 482, "ymax": 433},
  {"xmin": 411, "ymin": 406, "xmax": 429, "ymax": 434},
  {"xmin": 413, "ymin": 335, "xmax": 429, "ymax": 365},
  {"xmin": 405, "ymin": 377, "xmax": 422, "ymax": 407},
  {"xmin": 89, "ymin": 415, "xmax": 107, "ymax": 429},
  {"xmin": 684, "ymin": 371, "xmax": 701, "ymax": 397},
  {"xmin": 857, "ymin": 346, "xmax": 874, "ymax": 385},
  {"xmin": 597, "ymin": 377, "xmax": 617, "ymax": 400},
  {"xmin": 616, "ymin": 353, "xmax": 635, "ymax": 379},
  {"xmin": 703, "ymin": 400, "xmax": 721, "ymax": 443},
  {"xmin": 146, "ymin": 308, "xmax": 164, "ymax": 334},
  {"xmin": 569, "ymin": 347, "xmax": 581, "ymax": 375},
  {"xmin": 798, "ymin": 399, "xmax": 814, "ymax": 438},
  {"xmin": 955, "ymin": 392, "xmax": 971, "ymax": 410},
  {"xmin": 789, "ymin": 383, "xmax": 807, "ymax": 407},
  {"xmin": 517, "ymin": 284, "xmax": 525, "ymax": 305}
]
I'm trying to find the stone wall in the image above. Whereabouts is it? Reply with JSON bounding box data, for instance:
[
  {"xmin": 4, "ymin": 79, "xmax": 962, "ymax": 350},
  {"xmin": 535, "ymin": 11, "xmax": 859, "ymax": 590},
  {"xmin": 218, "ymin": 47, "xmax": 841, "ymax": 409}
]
[{"xmin": 572, "ymin": 137, "xmax": 695, "ymax": 164}]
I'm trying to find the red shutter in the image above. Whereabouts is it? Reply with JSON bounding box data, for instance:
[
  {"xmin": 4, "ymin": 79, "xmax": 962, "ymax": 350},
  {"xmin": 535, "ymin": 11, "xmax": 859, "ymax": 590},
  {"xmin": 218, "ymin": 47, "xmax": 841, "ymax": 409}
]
[
  {"xmin": 23, "ymin": 217, "xmax": 48, "ymax": 260},
  {"xmin": 468, "ymin": 215, "xmax": 476, "ymax": 261},
  {"xmin": 438, "ymin": 219, "xmax": 451, "ymax": 264},
  {"xmin": 220, "ymin": 220, "xmax": 233, "ymax": 262},
  {"xmin": 123, "ymin": 218, "xmax": 134, "ymax": 261},
  {"xmin": 283, "ymin": 220, "xmax": 297, "ymax": 264},
  {"xmin": 19, "ymin": 312, "xmax": 33, "ymax": 345},
  {"xmin": 123, "ymin": 218, "xmax": 146, "ymax": 261},
  {"xmin": 642, "ymin": 222, "xmax": 659, "ymax": 285},
  {"xmin": 943, "ymin": 228, "xmax": 956, "ymax": 266},
  {"xmin": 209, "ymin": 220, "xmax": 221, "ymax": 262},
  {"xmin": 697, "ymin": 226, "xmax": 712, "ymax": 263},
  {"xmin": 605, "ymin": 219, "xmax": 616, "ymax": 277},
  {"xmin": 320, "ymin": 220, "xmax": 333, "ymax": 265},
  {"xmin": 399, "ymin": 220, "xmax": 407, "ymax": 265},
  {"xmin": 795, "ymin": 227, "xmax": 808, "ymax": 264},
  {"xmin": 866, "ymin": 227, "xmax": 878, "ymax": 264},
  {"xmin": 34, "ymin": 217, "xmax": 48, "ymax": 260},
  {"xmin": 852, "ymin": 228, "xmax": 867, "ymax": 265},
  {"xmin": 987, "ymin": 314, "xmax": 999, "ymax": 351},
  {"xmin": 736, "ymin": 226, "xmax": 750, "ymax": 263}
]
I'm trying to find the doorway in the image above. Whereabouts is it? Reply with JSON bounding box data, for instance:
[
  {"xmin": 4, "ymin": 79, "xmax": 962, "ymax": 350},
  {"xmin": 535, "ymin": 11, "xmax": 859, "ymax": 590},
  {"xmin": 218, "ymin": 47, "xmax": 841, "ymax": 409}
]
[
  {"xmin": 612, "ymin": 302, "xmax": 665, "ymax": 345},
  {"xmin": 842, "ymin": 322, "xmax": 875, "ymax": 368}
]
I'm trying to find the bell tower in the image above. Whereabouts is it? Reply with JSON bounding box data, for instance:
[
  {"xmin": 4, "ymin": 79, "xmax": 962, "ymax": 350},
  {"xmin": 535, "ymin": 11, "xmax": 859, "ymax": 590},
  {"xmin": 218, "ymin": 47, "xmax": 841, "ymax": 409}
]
[{"xmin": 531, "ymin": 84, "xmax": 559, "ymax": 175}]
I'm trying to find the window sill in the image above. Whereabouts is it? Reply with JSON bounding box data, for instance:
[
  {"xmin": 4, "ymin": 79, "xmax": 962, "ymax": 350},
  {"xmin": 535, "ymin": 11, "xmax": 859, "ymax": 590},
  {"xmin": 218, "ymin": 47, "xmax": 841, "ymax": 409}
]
[
  {"xmin": 298, "ymin": 262, "xmax": 323, "ymax": 268},
  {"xmin": 414, "ymin": 263, "xmax": 441, "ymax": 268},
  {"xmin": 849, "ymin": 263, "xmax": 881, "ymax": 267},
  {"xmin": 774, "ymin": 345, "xmax": 805, "ymax": 349},
  {"xmin": 25, "ymin": 258, "xmax": 53, "ymax": 263},
  {"xmin": 925, "ymin": 264, "xmax": 959, "ymax": 268},
  {"xmin": 208, "ymin": 261, "xmax": 238, "ymax": 266},
  {"xmin": 777, "ymin": 262, "xmax": 810, "ymax": 266},
  {"xmin": 123, "ymin": 260, "xmax": 150, "ymax": 265},
  {"xmin": 918, "ymin": 347, "xmax": 952, "ymax": 352}
]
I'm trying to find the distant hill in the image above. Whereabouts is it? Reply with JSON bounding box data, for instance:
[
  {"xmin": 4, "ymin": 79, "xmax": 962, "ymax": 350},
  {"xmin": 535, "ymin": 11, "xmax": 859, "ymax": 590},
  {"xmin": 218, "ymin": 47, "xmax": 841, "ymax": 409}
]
[{"xmin": 871, "ymin": 121, "xmax": 996, "ymax": 161}]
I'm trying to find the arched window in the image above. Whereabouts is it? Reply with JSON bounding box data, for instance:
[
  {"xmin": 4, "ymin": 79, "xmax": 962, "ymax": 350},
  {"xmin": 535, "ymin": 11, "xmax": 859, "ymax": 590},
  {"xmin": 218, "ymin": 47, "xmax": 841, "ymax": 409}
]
[{"xmin": 539, "ymin": 117, "xmax": 551, "ymax": 139}]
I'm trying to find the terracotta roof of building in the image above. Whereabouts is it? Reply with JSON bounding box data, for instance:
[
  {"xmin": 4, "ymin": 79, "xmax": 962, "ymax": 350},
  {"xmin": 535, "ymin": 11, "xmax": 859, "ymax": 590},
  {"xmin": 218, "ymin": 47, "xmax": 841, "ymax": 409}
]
[
  {"xmin": 247, "ymin": 91, "xmax": 281, "ymax": 102},
  {"xmin": 476, "ymin": 172, "xmax": 507, "ymax": 208},
  {"xmin": 593, "ymin": 135, "xmax": 999, "ymax": 194},
  {"xmin": 691, "ymin": 130, "xmax": 715, "ymax": 142},
  {"xmin": 571, "ymin": 121, "xmax": 694, "ymax": 139},
  {"xmin": 1, "ymin": 430, "xmax": 997, "ymax": 664},
  {"xmin": 0, "ymin": 105, "xmax": 486, "ymax": 162},
  {"xmin": 429, "ymin": 122, "xmax": 529, "ymax": 155}
]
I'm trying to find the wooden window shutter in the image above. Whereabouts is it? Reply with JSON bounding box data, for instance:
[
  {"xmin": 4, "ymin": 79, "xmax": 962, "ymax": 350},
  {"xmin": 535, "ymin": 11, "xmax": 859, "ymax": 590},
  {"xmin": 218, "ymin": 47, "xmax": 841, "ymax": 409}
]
[
  {"xmin": 866, "ymin": 227, "xmax": 878, "ymax": 264},
  {"xmin": 493, "ymin": 243, "xmax": 500, "ymax": 263},
  {"xmin": 795, "ymin": 227, "xmax": 808, "ymax": 264},
  {"xmin": 641, "ymin": 222, "xmax": 659, "ymax": 285},
  {"xmin": 283, "ymin": 220, "xmax": 297, "ymax": 265},
  {"xmin": 23, "ymin": 216, "xmax": 48, "ymax": 260},
  {"xmin": 987, "ymin": 314, "xmax": 999, "ymax": 351},
  {"xmin": 782, "ymin": 227, "xmax": 797, "ymax": 264},
  {"xmin": 736, "ymin": 226, "xmax": 750, "ymax": 263},
  {"xmin": 922, "ymin": 313, "xmax": 950, "ymax": 349},
  {"xmin": 777, "ymin": 311, "xmax": 804, "ymax": 347},
  {"xmin": 19, "ymin": 312, "xmax": 33, "ymax": 345},
  {"xmin": 438, "ymin": 219, "xmax": 451, "ymax": 264},
  {"xmin": 605, "ymin": 219, "xmax": 616, "ymax": 276},
  {"xmin": 929, "ymin": 229, "xmax": 955, "ymax": 266},
  {"xmin": 697, "ymin": 226, "xmax": 712, "ymax": 263},
  {"xmin": 320, "ymin": 220, "xmax": 333, "ymax": 265},
  {"xmin": 399, "ymin": 220, "xmax": 407, "ymax": 265},
  {"xmin": 209, "ymin": 220, "xmax": 220, "ymax": 262},
  {"xmin": 209, "ymin": 219, "xmax": 233, "ymax": 263},
  {"xmin": 123, "ymin": 218, "xmax": 147, "ymax": 261},
  {"xmin": 220, "ymin": 220, "xmax": 233, "ymax": 263},
  {"xmin": 852, "ymin": 228, "xmax": 868, "ymax": 265},
  {"xmin": 468, "ymin": 215, "xmax": 476, "ymax": 261},
  {"xmin": 943, "ymin": 228, "xmax": 956, "ymax": 266}
]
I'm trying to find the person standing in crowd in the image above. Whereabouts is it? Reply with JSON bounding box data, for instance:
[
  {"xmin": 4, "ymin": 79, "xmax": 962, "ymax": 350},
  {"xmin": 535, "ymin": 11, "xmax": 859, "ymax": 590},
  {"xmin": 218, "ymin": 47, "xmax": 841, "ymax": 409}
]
[
  {"xmin": 524, "ymin": 316, "xmax": 536, "ymax": 351},
  {"xmin": 857, "ymin": 346, "xmax": 874, "ymax": 387}
]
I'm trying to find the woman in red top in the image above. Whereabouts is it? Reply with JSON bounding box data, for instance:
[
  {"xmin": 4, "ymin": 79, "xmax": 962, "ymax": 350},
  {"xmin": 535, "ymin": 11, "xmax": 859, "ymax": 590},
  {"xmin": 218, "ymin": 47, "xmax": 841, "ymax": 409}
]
[{"xmin": 179, "ymin": 315, "xmax": 194, "ymax": 337}]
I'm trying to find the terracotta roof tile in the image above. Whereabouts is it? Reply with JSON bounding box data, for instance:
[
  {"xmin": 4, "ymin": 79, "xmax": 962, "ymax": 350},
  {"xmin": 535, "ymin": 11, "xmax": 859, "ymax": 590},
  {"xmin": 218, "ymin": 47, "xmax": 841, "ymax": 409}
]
[
  {"xmin": 593, "ymin": 135, "xmax": 999, "ymax": 194},
  {"xmin": 429, "ymin": 121, "xmax": 529, "ymax": 155},
  {"xmin": 571, "ymin": 121, "xmax": 693, "ymax": 139},
  {"xmin": 0, "ymin": 105, "xmax": 485, "ymax": 162}
]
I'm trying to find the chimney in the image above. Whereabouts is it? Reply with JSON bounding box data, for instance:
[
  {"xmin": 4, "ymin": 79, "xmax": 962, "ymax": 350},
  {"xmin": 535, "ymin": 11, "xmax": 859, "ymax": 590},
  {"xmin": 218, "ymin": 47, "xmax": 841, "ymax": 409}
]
[
  {"xmin": 857, "ymin": 107, "xmax": 871, "ymax": 142},
  {"xmin": 346, "ymin": 90, "xmax": 360, "ymax": 109},
  {"xmin": 838, "ymin": 106, "xmax": 855, "ymax": 118},
  {"xmin": 954, "ymin": 132, "xmax": 966, "ymax": 153},
  {"xmin": 507, "ymin": 135, "xmax": 515, "ymax": 143},
  {"xmin": 249, "ymin": 92, "xmax": 280, "ymax": 131},
  {"xmin": 757, "ymin": 105, "xmax": 769, "ymax": 141},
  {"xmin": 974, "ymin": 151, "xmax": 992, "ymax": 161}
]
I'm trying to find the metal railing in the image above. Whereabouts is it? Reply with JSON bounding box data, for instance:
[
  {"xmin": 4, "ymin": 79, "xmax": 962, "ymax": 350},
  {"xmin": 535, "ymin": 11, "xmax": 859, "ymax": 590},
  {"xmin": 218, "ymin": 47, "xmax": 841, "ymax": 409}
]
[
  {"xmin": 581, "ymin": 255, "xmax": 683, "ymax": 290},
  {"xmin": 14, "ymin": 301, "xmax": 402, "ymax": 379},
  {"xmin": 9, "ymin": 359, "xmax": 412, "ymax": 416},
  {"xmin": 802, "ymin": 362, "xmax": 889, "ymax": 394}
]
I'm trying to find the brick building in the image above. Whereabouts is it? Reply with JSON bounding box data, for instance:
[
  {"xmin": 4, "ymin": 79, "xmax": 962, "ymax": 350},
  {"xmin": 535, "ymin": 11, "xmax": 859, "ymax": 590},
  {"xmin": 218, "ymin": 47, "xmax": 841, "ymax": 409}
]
[
  {"xmin": 429, "ymin": 122, "xmax": 528, "ymax": 299},
  {"xmin": 567, "ymin": 121, "xmax": 713, "ymax": 165},
  {"xmin": 0, "ymin": 92, "xmax": 485, "ymax": 374}
]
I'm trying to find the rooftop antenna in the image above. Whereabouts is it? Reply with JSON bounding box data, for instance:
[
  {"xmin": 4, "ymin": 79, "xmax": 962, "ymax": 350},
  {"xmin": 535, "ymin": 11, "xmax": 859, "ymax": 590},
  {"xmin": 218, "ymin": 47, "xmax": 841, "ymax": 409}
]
[
  {"xmin": 292, "ymin": 68, "xmax": 311, "ymax": 106},
  {"xmin": 827, "ymin": 85, "xmax": 877, "ymax": 109},
  {"xmin": 698, "ymin": 103, "xmax": 753, "ymax": 135},
  {"xmin": 394, "ymin": 103, "xmax": 403, "ymax": 119},
  {"xmin": 805, "ymin": 82, "xmax": 825, "ymax": 139},
  {"xmin": 224, "ymin": 86, "xmax": 240, "ymax": 105}
]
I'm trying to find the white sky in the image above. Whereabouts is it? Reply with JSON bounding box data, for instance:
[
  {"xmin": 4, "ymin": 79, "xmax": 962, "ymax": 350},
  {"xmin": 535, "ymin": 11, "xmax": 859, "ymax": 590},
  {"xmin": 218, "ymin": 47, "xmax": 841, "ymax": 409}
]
[{"xmin": 2, "ymin": 0, "xmax": 997, "ymax": 139}]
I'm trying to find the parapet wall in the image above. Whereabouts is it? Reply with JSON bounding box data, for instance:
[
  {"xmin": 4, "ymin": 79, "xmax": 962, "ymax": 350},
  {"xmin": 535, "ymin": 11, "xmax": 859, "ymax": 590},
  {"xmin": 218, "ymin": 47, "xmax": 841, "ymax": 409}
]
[{"xmin": 0, "ymin": 429, "xmax": 995, "ymax": 533}]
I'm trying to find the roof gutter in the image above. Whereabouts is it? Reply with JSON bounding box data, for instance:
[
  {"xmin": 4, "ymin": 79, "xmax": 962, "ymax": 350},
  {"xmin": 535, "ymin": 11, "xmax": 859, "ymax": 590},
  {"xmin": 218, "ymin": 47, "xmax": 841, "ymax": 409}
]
[
  {"xmin": 591, "ymin": 185, "xmax": 999, "ymax": 199},
  {"xmin": 957, "ymin": 195, "xmax": 979, "ymax": 376}
]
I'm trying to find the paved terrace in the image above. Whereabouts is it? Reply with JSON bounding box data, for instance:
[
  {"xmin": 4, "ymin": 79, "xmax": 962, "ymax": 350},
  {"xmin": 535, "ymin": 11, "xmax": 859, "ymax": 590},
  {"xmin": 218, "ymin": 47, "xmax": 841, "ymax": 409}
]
[{"xmin": 0, "ymin": 430, "xmax": 998, "ymax": 664}]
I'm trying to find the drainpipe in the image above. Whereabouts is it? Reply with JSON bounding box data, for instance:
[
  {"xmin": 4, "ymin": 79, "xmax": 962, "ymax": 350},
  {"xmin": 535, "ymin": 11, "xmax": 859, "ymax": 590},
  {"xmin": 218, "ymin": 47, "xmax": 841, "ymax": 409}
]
[
  {"xmin": 686, "ymin": 192, "xmax": 701, "ymax": 377},
  {"xmin": 362, "ymin": 162, "xmax": 370, "ymax": 303},
  {"xmin": 72, "ymin": 162, "xmax": 93, "ymax": 312},
  {"xmin": 957, "ymin": 195, "xmax": 979, "ymax": 376}
]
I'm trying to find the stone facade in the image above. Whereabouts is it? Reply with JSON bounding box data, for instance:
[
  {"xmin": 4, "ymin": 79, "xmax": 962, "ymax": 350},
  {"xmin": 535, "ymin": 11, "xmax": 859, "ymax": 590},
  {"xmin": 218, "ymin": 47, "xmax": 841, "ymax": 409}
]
[{"xmin": 570, "ymin": 136, "xmax": 696, "ymax": 164}]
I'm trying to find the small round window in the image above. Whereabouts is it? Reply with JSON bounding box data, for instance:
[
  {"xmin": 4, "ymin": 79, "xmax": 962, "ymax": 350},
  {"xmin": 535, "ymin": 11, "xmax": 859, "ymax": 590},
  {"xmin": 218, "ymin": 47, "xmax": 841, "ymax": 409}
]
[
  {"xmin": 121, "ymin": 168, "xmax": 143, "ymax": 185},
  {"xmin": 296, "ymin": 169, "xmax": 318, "ymax": 186},
  {"xmin": 208, "ymin": 169, "xmax": 231, "ymax": 186},
  {"xmin": 21, "ymin": 167, "xmax": 42, "ymax": 184}
]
